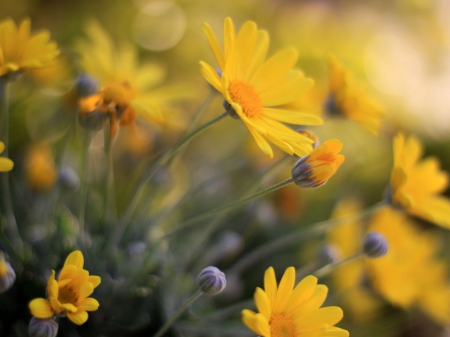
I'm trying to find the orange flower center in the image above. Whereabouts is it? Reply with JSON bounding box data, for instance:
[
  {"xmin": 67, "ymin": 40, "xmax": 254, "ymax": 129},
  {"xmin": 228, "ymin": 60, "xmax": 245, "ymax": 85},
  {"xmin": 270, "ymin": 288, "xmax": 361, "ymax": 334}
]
[
  {"xmin": 101, "ymin": 81, "xmax": 135, "ymax": 106},
  {"xmin": 228, "ymin": 80, "xmax": 263, "ymax": 119},
  {"xmin": 269, "ymin": 314, "xmax": 297, "ymax": 337},
  {"xmin": 58, "ymin": 287, "xmax": 77, "ymax": 304}
]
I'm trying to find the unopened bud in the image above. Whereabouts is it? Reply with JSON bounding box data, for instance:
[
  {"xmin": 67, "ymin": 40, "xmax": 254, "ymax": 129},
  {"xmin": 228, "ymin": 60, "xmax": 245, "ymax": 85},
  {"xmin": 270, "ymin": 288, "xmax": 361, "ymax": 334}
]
[
  {"xmin": 0, "ymin": 253, "xmax": 16, "ymax": 293},
  {"xmin": 76, "ymin": 75, "xmax": 99, "ymax": 98},
  {"xmin": 363, "ymin": 232, "xmax": 388, "ymax": 258},
  {"xmin": 28, "ymin": 317, "xmax": 58, "ymax": 337},
  {"xmin": 58, "ymin": 166, "xmax": 80, "ymax": 191},
  {"xmin": 197, "ymin": 266, "xmax": 226, "ymax": 296}
]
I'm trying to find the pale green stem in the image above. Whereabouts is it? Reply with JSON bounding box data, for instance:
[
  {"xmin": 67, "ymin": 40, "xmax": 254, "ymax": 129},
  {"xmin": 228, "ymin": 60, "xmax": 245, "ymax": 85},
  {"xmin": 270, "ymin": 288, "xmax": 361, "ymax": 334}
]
[
  {"xmin": 153, "ymin": 290, "xmax": 203, "ymax": 337},
  {"xmin": 0, "ymin": 79, "xmax": 23, "ymax": 254},
  {"xmin": 228, "ymin": 202, "xmax": 385, "ymax": 275},
  {"xmin": 110, "ymin": 111, "xmax": 228, "ymax": 250},
  {"xmin": 160, "ymin": 178, "xmax": 294, "ymax": 241},
  {"xmin": 312, "ymin": 252, "xmax": 364, "ymax": 279},
  {"xmin": 78, "ymin": 131, "xmax": 93, "ymax": 239},
  {"xmin": 103, "ymin": 125, "xmax": 117, "ymax": 226}
]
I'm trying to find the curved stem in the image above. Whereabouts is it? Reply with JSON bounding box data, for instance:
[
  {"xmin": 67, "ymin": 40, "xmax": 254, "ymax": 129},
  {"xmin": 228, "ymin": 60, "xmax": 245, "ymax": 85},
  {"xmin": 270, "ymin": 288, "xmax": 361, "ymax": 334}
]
[
  {"xmin": 312, "ymin": 252, "xmax": 364, "ymax": 279},
  {"xmin": 0, "ymin": 80, "xmax": 23, "ymax": 254},
  {"xmin": 110, "ymin": 111, "xmax": 228, "ymax": 250},
  {"xmin": 160, "ymin": 178, "xmax": 294, "ymax": 241},
  {"xmin": 228, "ymin": 201, "xmax": 385, "ymax": 276},
  {"xmin": 153, "ymin": 290, "xmax": 203, "ymax": 337},
  {"xmin": 103, "ymin": 126, "xmax": 117, "ymax": 226},
  {"xmin": 78, "ymin": 131, "xmax": 93, "ymax": 240}
]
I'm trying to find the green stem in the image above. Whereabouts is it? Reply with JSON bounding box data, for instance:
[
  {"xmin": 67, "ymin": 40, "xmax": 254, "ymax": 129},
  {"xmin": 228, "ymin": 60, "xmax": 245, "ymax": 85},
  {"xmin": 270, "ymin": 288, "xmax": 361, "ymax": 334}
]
[
  {"xmin": 0, "ymin": 80, "xmax": 23, "ymax": 254},
  {"xmin": 312, "ymin": 252, "xmax": 363, "ymax": 279},
  {"xmin": 160, "ymin": 178, "xmax": 294, "ymax": 240},
  {"xmin": 103, "ymin": 125, "xmax": 116, "ymax": 226},
  {"xmin": 78, "ymin": 131, "xmax": 93, "ymax": 239},
  {"xmin": 228, "ymin": 202, "xmax": 385, "ymax": 275},
  {"xmin": 111, "ymin": 111, "xmax": 228, "ymax": 249},
  {"xmin": 153, "ymin": 290, "xmax": 203, "ymax": 337}
]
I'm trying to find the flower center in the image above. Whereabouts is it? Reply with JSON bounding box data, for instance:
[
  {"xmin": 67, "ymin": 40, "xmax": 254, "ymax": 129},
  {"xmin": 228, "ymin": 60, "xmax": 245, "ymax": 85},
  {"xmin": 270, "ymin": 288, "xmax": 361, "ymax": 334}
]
[
  {"xmin": 228, "ymin": 80, "xmax": 263, "ymax": 119},
  {"xmin": 101, "ymin": 81, "xmax": 135, "ymax": 107},
  {"xmin": 58, "ymin": 287, "xmax": 77, "ymax": 304},
  {"xmin": 269, "ymin": 314, "xmax": 297, "ymax": 337}
]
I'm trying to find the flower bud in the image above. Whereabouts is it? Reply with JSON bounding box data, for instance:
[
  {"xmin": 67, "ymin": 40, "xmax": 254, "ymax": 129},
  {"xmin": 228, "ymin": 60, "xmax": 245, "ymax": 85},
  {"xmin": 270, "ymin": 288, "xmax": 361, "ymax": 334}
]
[
  {"xmin": 316, "ymin": 245, "xmax": 338, "ymax": 267},
  {"xmin": 28, "ymin": 317, "xmax": 58, "ymax": 337},
  {"xmin": 0, "ymin": 253, "xmax": 16, "ymax": 293},
  {"xmin": 291, "ymin": 139, "xmax": 344, "ymax": 189},
  {"xmin": 363, "ymin": 232, "xmax": 388, "ymax": 258},
  {"xmin": 197, "ymin": 266, "xmax": 226, "ymax": 296},
  {"xmin": 75, "ymin": 75, "xmax": 99, "ymax": 98},
  {"xmin": 57, "ymin": 166, "xmax": 80, "ymax": 191}
]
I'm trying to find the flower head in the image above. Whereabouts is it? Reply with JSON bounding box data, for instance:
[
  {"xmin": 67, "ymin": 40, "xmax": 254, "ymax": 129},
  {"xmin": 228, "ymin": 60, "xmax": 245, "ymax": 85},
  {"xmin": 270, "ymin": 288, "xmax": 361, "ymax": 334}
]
[
  {"xmin": 25, "ymin": 143, "xmax": 57, "ymax": 192},
  {"xmin": 76, "ymin": 22, "xmax": 188, "ymax": 137},
  {"xmin": 242, "ymin": 266, "xmax": 348, "ymax": 337},
  {"xmin": 29, "ymin": 250, "xmax": 101, "ymax": 325},
  {"xmin": 291, "ymin": 139, "xmax": 344, "ymax": 188},
  {"xmin": 200, "ymin": 18, "xmax": 323, "ymax": 158},
  {"xmin": 0, "ymin": 18, "xmax": 59, "ymax": 77},
  {"xmin": 0, "ymin": 141, "xmax": 13, "ymax": 172},
  {"xmin": 0, "ymin": 252, "xmax": 16, "ymax": 293},
  {"xmin": 326, "ymin": 54, "xmax": 384, "ymax": 135},
  {"xmin": 388, "ymin": 133, "xmax": 450, "ymax": 229}
]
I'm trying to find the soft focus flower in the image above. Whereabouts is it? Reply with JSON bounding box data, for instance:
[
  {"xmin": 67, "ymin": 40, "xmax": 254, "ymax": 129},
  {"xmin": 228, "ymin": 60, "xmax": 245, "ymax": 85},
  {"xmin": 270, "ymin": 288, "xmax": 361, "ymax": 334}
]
[
  {"xmin": 28, "ymin": 317, "xmax": 58, "ymax": 337},
  {"xmin": 366, "ymin": 206, "xmax": 450, "ymax": 325},
  {"xmin": 76, "ymin": 21, "xmax": 189, "ymax": 137},
  {"xmin": 29, "ymin": 250, "xmax": 101, "ymax": 325},
  {"xmin": 388, "ymin": 133, "xmax": 450, "ymax": 229},
  {"xmin": 241, "ymin": 266, "xmax": 348, "ymax": 337},
  {"xmin": 0, "ymin": 141, "xmax": 14, "ymax": 171},
  {"xmin": 291, "ymin": 139, "xmax": 344, "ymax": 188},
  {"xmin": 0, "ymin": 18, "xmax": 59, "ymax": 77},
  {"xmin": 362, "ymin": 232, "xmax": 388, "ymax": 258},
  {"xmin": 25, "ymin": 143, "xmax": 58, "ymax": 192},
  {"xmin": 0, "ymin": 252, "xmax": 16, "ymax": 293},
  {"xmin": 200, "ymin": 18, "xmax": 323, "ymax": 158},
  {"xmin": 326, "ymin": 54, "xmax": 384, "ymax": 136}
]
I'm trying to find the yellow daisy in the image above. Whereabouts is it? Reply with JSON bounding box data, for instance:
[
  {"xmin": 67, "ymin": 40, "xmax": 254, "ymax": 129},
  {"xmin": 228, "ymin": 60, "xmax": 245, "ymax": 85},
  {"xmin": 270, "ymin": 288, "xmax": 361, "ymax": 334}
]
[
  {"xmin": 0, "ymin": 141, "xmax": 13, "ymax": 172},
  {"xmin": 389, "ymin": 133, "xmax": 450, "ymax": 229},
  {"xmin": 242, "ymin": 266, "xmax": 349, "ymax": 337},
  {"xmin": 29, "ymin": 250, "xmax": 101, "ymax": 325},
  {"xmin": 76, "ymin": 21, "xmax": 188, "ymax": 136},
  {"xmin": 200, "ymin": 18, "xmax": 323, "ymax": 158},
  {"xmin": 326, "ymin": 54, "xmax": 384, "ymax": 136},
  {"xmin": 0, "ymin": 18, "xmax": 59, "ymax": 77},
  {"xmin": 291, "ymin": 139, "xmax": 344, "ymax": 188}
]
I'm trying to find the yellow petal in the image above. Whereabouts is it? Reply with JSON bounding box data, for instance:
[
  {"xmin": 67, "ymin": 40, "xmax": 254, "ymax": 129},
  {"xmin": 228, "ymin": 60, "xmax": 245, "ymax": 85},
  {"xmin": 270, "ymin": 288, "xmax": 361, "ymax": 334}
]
[
  {"xmin": 29, "ymin": 298, "xmax": 54, "ymax": 318},
  {"xmin": 273, "ymin": 266, "xmax": 295, "ymax": 313},
  {"xmin": 76, "ymin": 297, "xmax": 100, "ymax": 311},
  {"xmin": 264, "ymin": 267, "xmax": 277, "ymax": 309},
  {"xmin": 67, "ymin": 310, "xmax": 89, "ymax": 325},
  {"xmin": 64, "ymin": 250, "xmax": 84, "ymax": 269},
  {"xmin": 254, "ymin": 287, "xmax": 271, "ymax": 321}
]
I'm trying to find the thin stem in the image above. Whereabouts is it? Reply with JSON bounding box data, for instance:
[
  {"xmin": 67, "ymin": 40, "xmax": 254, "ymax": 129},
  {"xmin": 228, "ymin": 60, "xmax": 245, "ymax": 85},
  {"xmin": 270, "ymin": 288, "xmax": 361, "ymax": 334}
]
[
  {"xmin": 103, "ymin": 126, "xmax": 117, "ymax": 226},
  {"xmin": 160, "ymin": 178, "xmax": 294, "ymax": 241},
  {"xmin": 228, "ymin": 201, "xmax": 385, "ymax": 276},
  {"xmin": 78, "ymin": 131, "xmax": 93, "ymax": 239},
  {"xmin": 312, "ymin": 252, "xmax": 363, "ymax": 279},
  {"xmin": 0, "ymin": 80, "xmax": 23, "ymax": 253},
  {"xmin": 153, "ymin": 290, "xmax": 203, "ymax": 337},
  {"xmin": 110, "ymin": 111, "xmax": 228, "ymax": 249}
]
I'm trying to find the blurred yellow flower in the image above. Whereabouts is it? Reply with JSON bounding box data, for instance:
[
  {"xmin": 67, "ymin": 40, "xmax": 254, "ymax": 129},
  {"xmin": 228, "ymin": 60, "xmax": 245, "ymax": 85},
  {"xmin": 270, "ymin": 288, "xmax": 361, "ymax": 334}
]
[
  {"xmin": 0, "ymin": 141, "xmax": 13, "ymax": 172},
  {"xmin": 200, "ymin": 18, "xmax": 322, "ymax": 158},
  {"xmin": 24, "ymin": 143, "xmax": 57, "ymax": 192},
  {"xmin": 326, "ymin": 55, "xmax": 384, "ymax": 136},
  {"xmin": 0, "ymin": 18, "xmax": 59, "ymax": 77},
  {"xmin": 29, "ymin": 250, "xmax": 101, "ymax": 325},
  {"xmin": 291, "ymin": 139, "xmax": 344, "ymax": 188},
  {"xmin": 242, "ymin": 266, "xmax": 349, "ymax": 337},
  {"xmin": 77, "ymin": 21, "xmax": 188, "ymax": 136},
  {"xmin": 366, "ymin": 207, "xmax": 450, "ymax": 322},
  {"xmin": 389, "ymin": 133, "xmax": 450, "ymax": 229}
]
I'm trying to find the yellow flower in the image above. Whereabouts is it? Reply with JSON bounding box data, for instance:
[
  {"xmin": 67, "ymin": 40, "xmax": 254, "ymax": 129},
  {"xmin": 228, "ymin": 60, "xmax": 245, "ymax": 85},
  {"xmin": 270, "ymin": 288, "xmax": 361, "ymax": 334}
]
[
  {"xmin": 389, "ymin": 133, "xmax": 450, "ymax": 229},
  {"xmin": 24, "ymin": 143, "xmax": 57, "ymax": 192},
  {"xmin": 326, "ymin": 54, "xmax": 384, "ymax": 136},
  {"xmin": 291, "ymin": 139, "xmax": 344, "ymax": 188},
  {"xmin": 29, "ymin": 250, "xmax": 101, "ymax": 325},
  {"xmin": 0, "ymin": 252, "xmax": 16, "ymax": 293},
  {"xmin": 242, "ymin": 266, "xmax": 349, "ymax": 337},
  {"xmin": 0, "ymin": 141, "xmax": 13, "ymax": 172},
  {"xmin": 76, "ymin": 21, "xmax": 188, "ymax": 137},
  {"xmin": 0, "ymin": 18, "xmax": 59, "ymax": 77},
  {"xmin": 200, "ymin": 18, "xmax": 323, "ymax": 158}
]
